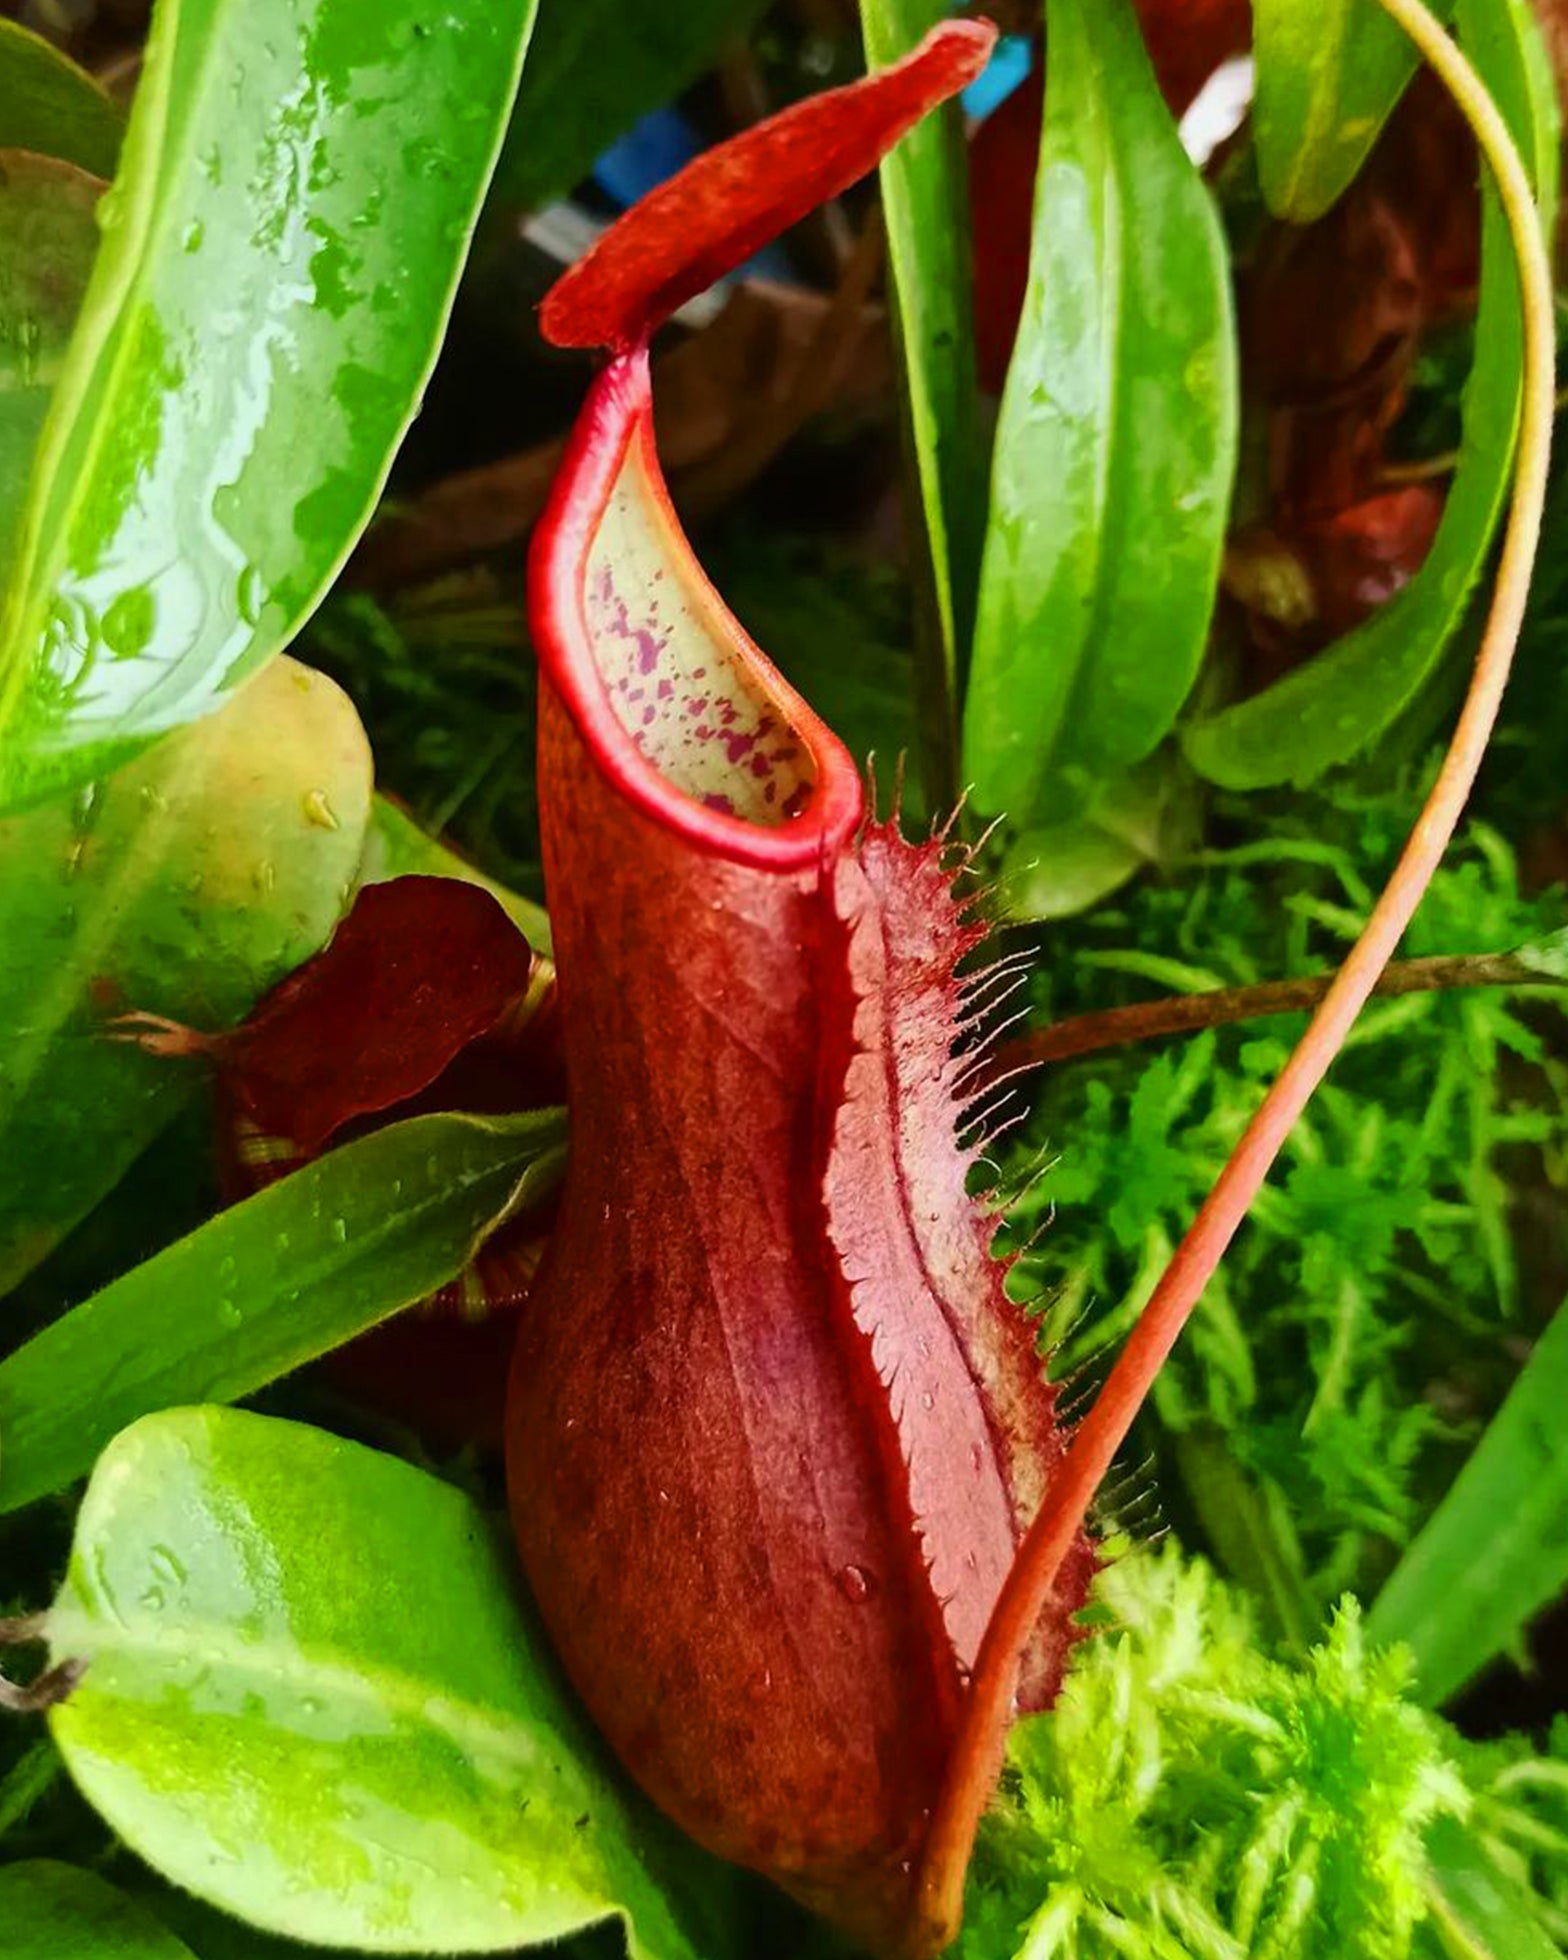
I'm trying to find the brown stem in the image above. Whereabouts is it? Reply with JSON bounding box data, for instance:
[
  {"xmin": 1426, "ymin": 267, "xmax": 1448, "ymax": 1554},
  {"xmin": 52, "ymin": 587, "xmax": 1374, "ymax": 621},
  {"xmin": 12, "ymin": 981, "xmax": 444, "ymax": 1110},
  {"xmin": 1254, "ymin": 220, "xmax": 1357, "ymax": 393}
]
[
  {"xmin": 909, "ymin": 0, "xmax": 1558, "ymax": 1951},
  {"xmin": 0, "ymin": 1616, "xmax": 84, "ymax": 1716},
  {"xmin": 996, "ymin": 950, "xmax": 1563, "ymax": 1075}
]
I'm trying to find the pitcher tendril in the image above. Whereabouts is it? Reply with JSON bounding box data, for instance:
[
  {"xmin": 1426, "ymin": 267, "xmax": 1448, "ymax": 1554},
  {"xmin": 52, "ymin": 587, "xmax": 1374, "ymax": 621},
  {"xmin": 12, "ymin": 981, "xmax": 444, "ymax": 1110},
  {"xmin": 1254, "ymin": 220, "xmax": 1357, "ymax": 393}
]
[{"xmin": 909, "ymin": 0, "xmax": 1558, "ymax": 1948}]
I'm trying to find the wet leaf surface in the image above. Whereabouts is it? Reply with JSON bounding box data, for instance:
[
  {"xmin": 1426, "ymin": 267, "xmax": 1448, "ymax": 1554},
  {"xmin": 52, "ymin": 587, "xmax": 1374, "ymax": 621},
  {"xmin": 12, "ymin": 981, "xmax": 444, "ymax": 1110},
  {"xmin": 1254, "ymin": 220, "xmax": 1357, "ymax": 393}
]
[
  {"xmin": 0, "ymin": 657, "xmax": 371, "ymax": 1298},
  {"xmin": 0, "ymin": 1107, "xmax": 565, "ymax": 1515},
  {"xmin": 0, "ymin": 150, "xmax": 103, "ymax": 583},
  {"xmin": 0, "ymin": 0, "xmax": 541, "ymax": 808},
  {"xmin": 49, "ymin": 1406, "xmax": 737, "ymax": 1958}
]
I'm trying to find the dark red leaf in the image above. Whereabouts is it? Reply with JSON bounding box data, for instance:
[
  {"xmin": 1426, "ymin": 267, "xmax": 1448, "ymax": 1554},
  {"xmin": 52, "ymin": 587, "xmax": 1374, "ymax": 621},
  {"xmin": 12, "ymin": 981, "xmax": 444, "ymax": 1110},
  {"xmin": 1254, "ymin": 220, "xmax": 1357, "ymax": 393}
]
[
  {"xmin": 214, "ymin": 876, "xmax": 537, "ymax": 1154},
  {"xmin": 1131, "ymin": 0, "xmax": 1250, "ymax": 116},
  {"xmin": 540, "ymin": 19, "xmax": 996, "ymax": 352}
]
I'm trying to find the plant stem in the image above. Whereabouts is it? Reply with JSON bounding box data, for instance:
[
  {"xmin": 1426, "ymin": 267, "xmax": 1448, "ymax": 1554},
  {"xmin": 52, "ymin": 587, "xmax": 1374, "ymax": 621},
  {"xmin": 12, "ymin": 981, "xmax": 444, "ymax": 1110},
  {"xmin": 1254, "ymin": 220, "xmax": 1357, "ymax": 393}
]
[
  {"xmin": 909, "ymin": 0, "xmax": 1558, "ymax": 1949},
  {"xmin": 997, "ymin": 950, "xmax": 1564, "ymax": 1074}
]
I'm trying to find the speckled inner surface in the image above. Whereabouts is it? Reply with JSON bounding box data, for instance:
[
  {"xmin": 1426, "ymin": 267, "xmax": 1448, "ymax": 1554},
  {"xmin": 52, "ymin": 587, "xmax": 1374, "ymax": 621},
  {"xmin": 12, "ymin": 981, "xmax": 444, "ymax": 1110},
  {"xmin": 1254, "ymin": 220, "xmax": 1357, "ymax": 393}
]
[{"xmin": 583, "ymin": 454, "xmax": 816, "ymax": 825}]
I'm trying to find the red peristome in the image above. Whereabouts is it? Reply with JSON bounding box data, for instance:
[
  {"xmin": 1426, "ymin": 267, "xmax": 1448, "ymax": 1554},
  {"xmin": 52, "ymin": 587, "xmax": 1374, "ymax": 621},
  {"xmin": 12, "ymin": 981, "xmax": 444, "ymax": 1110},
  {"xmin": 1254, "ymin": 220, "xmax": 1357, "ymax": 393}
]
[
  {"xmin": 527, "ymin": 348, "xmax": 864, "ymax": 869},
  {"xmin": 511, "ymin": 306, "xmax": 1088, "ymax": 1952},
  {"xmin": 540, "ymin": 19, "xmax": 996, "ymax": 353}
]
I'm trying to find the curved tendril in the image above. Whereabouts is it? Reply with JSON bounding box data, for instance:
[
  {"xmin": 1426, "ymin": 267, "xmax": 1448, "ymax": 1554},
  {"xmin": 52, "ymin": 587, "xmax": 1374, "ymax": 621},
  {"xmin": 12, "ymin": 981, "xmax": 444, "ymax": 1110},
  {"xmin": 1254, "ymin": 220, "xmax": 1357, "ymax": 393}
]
[{"xmin": 907, "ymin": 0, "xmax": 1558, "ymax": 1951}]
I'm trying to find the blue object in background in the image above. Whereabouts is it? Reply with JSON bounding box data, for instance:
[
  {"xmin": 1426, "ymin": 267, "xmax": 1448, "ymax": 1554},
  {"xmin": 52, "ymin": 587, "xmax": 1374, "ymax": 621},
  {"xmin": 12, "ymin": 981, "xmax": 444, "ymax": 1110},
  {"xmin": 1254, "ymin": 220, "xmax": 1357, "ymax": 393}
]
[
  {"xmin": 962, "ymin": 34, "xmax": 1033, "ymax": 120},
  {"xmin": 593, "ymin": 106, "xmax": 792, "ymax": 281}
]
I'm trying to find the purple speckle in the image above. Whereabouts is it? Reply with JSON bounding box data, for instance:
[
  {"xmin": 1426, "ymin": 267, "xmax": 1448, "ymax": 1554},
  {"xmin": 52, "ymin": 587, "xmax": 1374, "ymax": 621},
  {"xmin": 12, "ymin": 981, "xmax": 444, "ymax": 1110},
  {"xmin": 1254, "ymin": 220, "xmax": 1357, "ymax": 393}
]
[{"xmin": 702, "ymin": 791, "xmax": 736, "ymax": 815}]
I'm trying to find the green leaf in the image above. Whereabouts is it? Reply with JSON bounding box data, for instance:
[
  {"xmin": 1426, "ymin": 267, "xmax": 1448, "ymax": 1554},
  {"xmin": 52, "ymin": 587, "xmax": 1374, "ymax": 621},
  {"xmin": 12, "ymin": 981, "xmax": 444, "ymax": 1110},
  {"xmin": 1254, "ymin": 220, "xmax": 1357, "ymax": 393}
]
[
  {"xmin": 1253, "ymin": 0, "xmax": 1457, "ymax": 224},
  {"xmin": 0, "ymin": 656, "xmax": 371, "ymax": 1299},
  {"xmin": 360, "ymin": 794, "xmax": 553, "ymax": 957},
  {"xmin": 0, "ymin": 0, "xmax": 541, "ymax": 811},
  {"xmin": 998, "ymin": 747, "xmax": 1201, "ymax": 921},
  {"xmin": 961, "ymin": 0, "xmax": 1237, "ymax": 831},
  {"xmin": 0, "ymin": 1860, "xmax": 197, "ymax": 1958},
  {"xmin": 0, "ymin": 22, "xmax": 123, "ymax": 178},
  {"xmin": 1515, "ymin": 923, "xmax": 1568, "ymax": 981},
  {"xmin": 48, "ymin": 1406, "xmax": 735, "ymax": 1958},
  {"xmin": 1184, "ymin": 0, "xmax": 1560, "ymax": 790},
  {"xmin": 1367, "ymin": 1299, "xmax": 1568, "ymax": 1707},
  {"xmin": 1422, "ymin": 1814, "xmax": 1564, "ymax": 1959},
  {"xmin": 0, "ymin": 1107, "xmax": 565, "ymax": 1515},
  {"xmin": 488, "ymin": 0, "xmax": 765, "ymax": 217},
  {"xmin": 859, "ymin": 0, "xmax": 988, "ymax": 807},
  {"xmin": 0, "ymin": 151, "xmax": 102, "ymax": 584}
]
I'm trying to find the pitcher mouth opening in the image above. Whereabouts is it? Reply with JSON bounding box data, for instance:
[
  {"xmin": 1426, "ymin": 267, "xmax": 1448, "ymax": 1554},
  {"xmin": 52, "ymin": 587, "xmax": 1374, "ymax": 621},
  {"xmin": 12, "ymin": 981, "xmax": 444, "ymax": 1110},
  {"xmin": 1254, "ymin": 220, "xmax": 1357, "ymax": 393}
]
[{"xmin": 528, "ymin": 347, "xmax": 864, "ymax": 871}]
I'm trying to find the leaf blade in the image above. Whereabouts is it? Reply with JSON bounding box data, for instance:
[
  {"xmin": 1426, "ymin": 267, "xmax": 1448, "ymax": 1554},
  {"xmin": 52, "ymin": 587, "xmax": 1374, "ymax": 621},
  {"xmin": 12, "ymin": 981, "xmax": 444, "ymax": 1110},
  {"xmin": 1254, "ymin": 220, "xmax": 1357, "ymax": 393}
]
[
  {"xmin": 0, "ymin": 656, "xmax": 372, "ymax": 1297},
  {"xmin": 1367, "ymin": 1299, "xmax": 1568, "ymax": 1707},
  {"xmin": 859, "ymin": 0, "xmax": 989, "ymax": 803},
  {"xmin": 1253, "ymin": 0, "xmax": 1457, "ymax": 223},
  {"xmin": 489, "ymin": 0, "xmax": 766, "ymax": 218},
  {"xmin": 0, "ymin": 23, "xmax": 123, "ymax": 178},
  {"xmin": 0, "ymin": 150, "xmax": 103, "ymax": 585},
  {"xmin": 1184, "ymin": 0, "xmax": 1560, "ymax": 790},
  {"xmin": 0, "ymin": 0, "xmax": 541, "ymax": 807},
  {"xmin": 961, "ymin": 0, "xmax": 1237, "ymax": 830},
  {"xmin": 1422, "ymin": 1814, "xmax": 1565, "ymax": 1959},
  {"xmin": 48, "ymin": 1406, "xmax": 734, "ymax": 1958},
  {"xmin": 0, "ymin": 1860, "xmax": 197, "ymax": 1959},
  {"xmin": 0, "ymin": 1107, "xmax": 566, "ymax": 1514}
]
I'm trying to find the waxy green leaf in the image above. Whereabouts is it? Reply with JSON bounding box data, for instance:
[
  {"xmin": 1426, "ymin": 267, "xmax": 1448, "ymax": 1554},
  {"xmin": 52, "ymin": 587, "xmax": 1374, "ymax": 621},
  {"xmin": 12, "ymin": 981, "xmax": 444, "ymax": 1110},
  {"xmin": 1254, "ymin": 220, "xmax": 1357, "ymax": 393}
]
[
  {"xmin": 0, "ymin": 0, "xmax": 541, "ymax": 810},
  {"xmin": 0, "ymin": 1107, "xmax": 565, "ymax": 1515},
  {"xmin": 49, "ymin": 1406, "xmax": 736, "ymax": 1958},
  {"xmin": 0, "ymin": 1860, "xmax": 197, "ymax": 1959},
  {"xmin": 961, "ymin": 0, "xmax": 1236, "ymax": 831},
  {"xmin": 0, "ymin": 656, "xmax": 371, "ymax": 1298},
  {"xmin": 860, "ymin": 0, "xmax": 988, "ymax": 807},
  {"xmin": 491, "ymin": 0, "xmax": 766, "ymax": 218},
  {"xmin": 0, "ymin": 22, "xmax": 123, "ymax": 179},
  {"xmin": 1368, "ymin": 1299, "xmax": 1568, "ymax": 1707},
  {"xmin": 1185, "ymin": 0, "xmax": 1559, "ymax": 790},
  {"xmin": 1253, "ymin": 0, "xmax": 1457, "ymax": 223},
  {"xmin": 0, "ymin": 151, "xmax": 102, "ymax": 584}
]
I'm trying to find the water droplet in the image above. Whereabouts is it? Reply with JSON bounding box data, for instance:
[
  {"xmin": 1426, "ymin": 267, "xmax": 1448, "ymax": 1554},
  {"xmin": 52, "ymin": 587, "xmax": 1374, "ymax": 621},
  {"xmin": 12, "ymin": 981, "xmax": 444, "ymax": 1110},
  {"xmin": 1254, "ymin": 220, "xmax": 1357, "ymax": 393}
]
[
  {"xmin": 236, "ymin": 563, "xmax": 265, "ymax": 626},
  {"xmin": 70, "ymin": 781, "xmax": 101, "ymax": 835},
  {"xmin": 330, "ymin": 1217, "xmax": 348, "ymax": 1244},
  {"xmin": 15, "ymin": 315, "xmax": 40, "ymax": 385},
  {"xmin": 749, "ymin": 1666, "xmax": 773, "ymax": 1696},
  {"xmin": 138, "ymin": 1585, "xmax": 165, "ymax": 1612},
  {"xmin": 837, "ymin": 1564, "xmax": 877, "ymax": 1605},
  {"xmin": 920, "ymin": 1389, "xmax": 936, "ymax": 1412},
  {"xmin": 182, "ymin": 220, "xmax": 204, "ymax": 254},
  {"xmin": 302, "ymin": 788, "xmax": 340, "ymax": 830},
  {"xmin": 217, "ymin": 1298, "xmax": 242, "ymax": 1329},
  {"xmin": 149, "ymin": 1545, "xmax": 187, "ymax": 1587}
]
